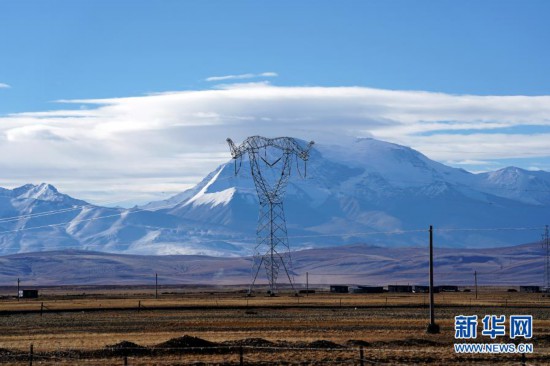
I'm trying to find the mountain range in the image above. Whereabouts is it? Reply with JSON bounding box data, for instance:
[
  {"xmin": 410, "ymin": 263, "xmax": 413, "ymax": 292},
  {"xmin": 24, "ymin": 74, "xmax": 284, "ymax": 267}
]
[
  {"xmin": 1, "ymin": 138, "xmax": 549, "ymax": 257},
  {"xmin": 0, "ymin": 242, "xmax": 543, "ymax": 286}
]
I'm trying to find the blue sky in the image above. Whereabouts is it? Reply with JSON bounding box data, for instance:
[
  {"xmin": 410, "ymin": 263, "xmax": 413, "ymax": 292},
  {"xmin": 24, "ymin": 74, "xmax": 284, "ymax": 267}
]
[{"xmin": 1, "ymin": 1, "xmax": 550, "ymax": 205}]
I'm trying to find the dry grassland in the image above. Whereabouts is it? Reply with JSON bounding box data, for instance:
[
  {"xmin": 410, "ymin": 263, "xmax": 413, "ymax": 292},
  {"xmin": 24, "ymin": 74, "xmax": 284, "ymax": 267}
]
[{"xmin": 0, "ymin": 288, "xmax": 549, "ymax": 365}]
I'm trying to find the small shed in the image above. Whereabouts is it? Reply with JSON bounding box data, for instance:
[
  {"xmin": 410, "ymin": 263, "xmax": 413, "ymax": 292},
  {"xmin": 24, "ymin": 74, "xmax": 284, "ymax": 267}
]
[
  {"xmin": 330, "ymin": 285, "xmax": 349, "ymax": 293},
  {"xmin": 388, "ymin": 285, "xmax": 412, "ymax": 293},
  {"xmin": 520, "ymin": 286, "xmax": 540, "ymax": 293},
  {"xmin": 18, "ymin": 289, "xmax": 39, "ymax": 298},
  {"xmin": 352, "ymin": 286, "xmax": 384, "ymax": 294}
]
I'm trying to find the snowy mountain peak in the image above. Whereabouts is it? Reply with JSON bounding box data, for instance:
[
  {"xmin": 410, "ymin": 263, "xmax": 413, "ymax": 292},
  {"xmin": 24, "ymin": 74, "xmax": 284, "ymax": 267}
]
[
  {"xmin": 15, "ymin": 183, "xmax": 59, "ymax": 200},
  {"xmin": 476, "ymin": 166, "xmax": 550, "ymax": 205},
  {"xmin": 486, "ymin": 167, "xmax": 531, "ymax": 184},
  {"xmin": 320, "ymin": 138, "xmax": 472, "ymax": 188},
  {"xmin": 10, "ymin": 183, "xmax": 86, "ymax": 205}
]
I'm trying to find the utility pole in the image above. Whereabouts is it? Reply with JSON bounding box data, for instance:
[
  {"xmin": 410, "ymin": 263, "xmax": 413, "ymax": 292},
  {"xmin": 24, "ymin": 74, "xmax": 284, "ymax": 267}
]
[
  {"xmin": 17, "ymin": 278, "xmax": 20, "ymax": 301},
  {"xmin": 427, "ymin": 225, "xmax": 439, "ymax": 333},
  {"xmin": 155, "ymin": 273, "xmax": 158, "ymax": 299},
  {"xmin": 306, "ymin": 272, "xmax": 309, "ymax": 297},
  {"xmin": 543, "ymin": 225, "xmax": 550, "ymax": 292},
  {"xmin": 474, "ymin": 270, "xmax": 478, "ymax": 300}
]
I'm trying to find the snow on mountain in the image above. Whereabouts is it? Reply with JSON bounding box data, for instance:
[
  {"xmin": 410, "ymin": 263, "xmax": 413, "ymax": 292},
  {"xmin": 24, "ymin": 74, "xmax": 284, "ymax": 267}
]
[
  {"xmin": 151, "ymin": 138, "xmax": 550, "ymax": 250},
  {"xmin": 475, "ymin": 167, "xmax": 550, "ymax": 205},
  {"xmin": 0, "ymin": 183, "xmax": 246, "ymax": 256},
  {"xmin": 1, "ymin": 138, "xmax": 550, "ymax": 257},
  {"xmin": 185, "ymin": 167, "xmax": 236, "ymax": 208},
  {"xmin": 321, "ymin": 138, "xmax": 473, "ymax": 188}
]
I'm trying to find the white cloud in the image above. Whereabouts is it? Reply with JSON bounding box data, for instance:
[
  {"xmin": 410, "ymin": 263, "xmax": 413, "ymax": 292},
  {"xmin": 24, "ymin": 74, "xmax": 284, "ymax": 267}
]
[
  {"xmin": 0, "ymin": 83, "xmax": 11, "ymax": 89},
  {"xmin": 205, "ymin": 72, "xmax": 278, "ymax": 82},
  {"xmin": 446, "ymin": 159, "xmax": 494, "ymax": 166},
  {"xmin": 1, "ymin": 83, "xmax": 550, "ymax": 205}
]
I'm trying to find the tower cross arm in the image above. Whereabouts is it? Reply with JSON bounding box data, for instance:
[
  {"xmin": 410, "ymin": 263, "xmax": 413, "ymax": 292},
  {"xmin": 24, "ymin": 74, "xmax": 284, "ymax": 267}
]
[
  {"xmin": 226, "ymin": 138, "xmax": 247, "ymax": 159},
  {"xmin": 227, "ymin": 136, "xmax": 314, "ymax": 160},
  {"xmin": 295, "ymin": 140, "xmax": 315, "ymax": 161}
]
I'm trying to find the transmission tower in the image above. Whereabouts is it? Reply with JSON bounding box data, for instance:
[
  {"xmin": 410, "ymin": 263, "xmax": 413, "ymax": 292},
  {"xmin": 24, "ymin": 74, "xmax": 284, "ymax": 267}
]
[
  {"xmin": 543, "ymin": 225, "xmax": 550, "ymax": 292},
  {"xmin": 227, "ymin": 136, "xmax": 314, "ymax": 296}
]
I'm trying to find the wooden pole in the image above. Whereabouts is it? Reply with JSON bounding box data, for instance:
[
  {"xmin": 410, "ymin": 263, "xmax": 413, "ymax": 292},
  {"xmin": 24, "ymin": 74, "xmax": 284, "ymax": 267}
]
[
  {"xmin": 155, "ymin": 273, "xmax": 158, "ymax": 299},
  {"xmin": 429, "ymin": 225, "xmax": 435, "ymax": 325},
  {"xmin": 17, "ymin": 278, "xmax": 20, "ymax": 301},
  {"xmin": 29, "ymin": 343, "xmax": 33, "ymax": 366},
  {"xmin": 474, "ymin": 270, "xmax": 478, "ymax": 300},
  {"xmin": 427, "ymin": 225, "xmax": 439, "ymax": 333},
  {"xmin": 239, "ymin": 345, "xmax": 244, "ymax": 366},
  {"xmin": 40, "ymin": 302, "xmax": 43, "ymax": 317},
  {"xmin": 359, "ymin": 346, "xmax": 364, "ymax": 366},
  {"xmin": 306, "ymin": 272, "xmax": 309, "ymax": 297}
]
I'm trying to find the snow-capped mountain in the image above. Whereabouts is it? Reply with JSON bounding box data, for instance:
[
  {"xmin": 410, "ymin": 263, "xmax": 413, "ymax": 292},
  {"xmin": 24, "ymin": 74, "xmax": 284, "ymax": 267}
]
[
  {"xmin": 0, "ymin": 182, "xmax": 243, "ymax": 256},
  {"xmin": 150, "ymin": 138, "xmax": 550, "ymax": 250},
  {"xmin": 1, "ymin": 138, "xmax": 549, "ymax": 256}
]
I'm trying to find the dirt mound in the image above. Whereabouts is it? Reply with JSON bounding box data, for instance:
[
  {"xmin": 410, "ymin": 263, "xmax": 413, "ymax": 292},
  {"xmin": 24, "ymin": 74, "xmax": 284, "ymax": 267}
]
[
  {"xmin": 308, "ymin": 340, "xmax": 344, "ymax": 349},
  {"xmin": 373, "ymin": 338, "xmax": 442, "ymax": 347},
  {"xmin": 106, "ymin": 341, "xmax": 146, "ymax": 350},
  {"xmin": 223, "ymin": 338, "xmax": 275, "ymax": 347},
  {"xmin": 532, "ymin": 334, "xmax": 550, "ymax": 344},
  {"xmin": 104, "ymin": 341, "xmax": 149, "ymax": 356},
  {"xmin": 155, "ymin": 335, "xmax": 218, "ymax": 349},
  {"xmin": 346, "ymin": 339, "xmax": 370, "ymax": 347}
]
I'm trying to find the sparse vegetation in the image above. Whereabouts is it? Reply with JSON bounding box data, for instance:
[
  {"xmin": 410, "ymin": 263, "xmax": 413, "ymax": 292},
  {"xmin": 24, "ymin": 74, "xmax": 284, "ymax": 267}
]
[{"xmin": 0, "ymin": 287, "xmax": 549, "ymax": 364}]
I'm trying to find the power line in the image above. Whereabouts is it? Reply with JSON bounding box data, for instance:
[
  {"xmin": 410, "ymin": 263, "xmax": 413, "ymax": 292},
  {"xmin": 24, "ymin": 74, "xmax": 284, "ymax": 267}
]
[
  {"xmin": 0, "ymin": 202, "xmax": 180, "ymax": 236},
  {"xmin": 0, "ymin": 221, "xmax": 545, "ymax": 244},
  {"xmin": 1, "ymin": 168, "xmax": 549, "ymax": 227}
]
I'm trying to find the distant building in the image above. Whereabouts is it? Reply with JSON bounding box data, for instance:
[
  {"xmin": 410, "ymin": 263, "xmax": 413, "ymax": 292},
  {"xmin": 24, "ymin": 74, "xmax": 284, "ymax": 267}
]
[
  {"xmin": 388, "ymin": 285, "xmax": 412, "ymax": 293},
  {"xmin": 18, "ymin": 289, "xmax": 38, "ymax": 298},
  {"xmin": 413, "ymin": 285, "xmax": 439, "ymax": 293},
  {"xmin": 520, "ymin": 286, "xmax": 540, "ymax": 293},
  {"xmin": 438, "ymin": 285, "xmax": 459, "ymax": 292},
  {"xmin": 330, "ymin": 285, "xmax": 349, "ymax": 293},
  {"xmin": 351, "ymin": 286, "xmax": 384, "ymax": 294}
]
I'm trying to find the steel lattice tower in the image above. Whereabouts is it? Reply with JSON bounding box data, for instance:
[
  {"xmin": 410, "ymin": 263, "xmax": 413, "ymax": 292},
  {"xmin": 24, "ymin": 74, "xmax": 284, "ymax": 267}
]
[{"xmin": 227, "ymin": 136, "xmax": 314, "ymax": 296}]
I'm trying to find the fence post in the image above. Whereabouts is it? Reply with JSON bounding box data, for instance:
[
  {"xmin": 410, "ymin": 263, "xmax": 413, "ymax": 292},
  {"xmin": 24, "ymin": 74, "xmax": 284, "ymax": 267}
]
[
  {"xmin": 521, "ymin": 352, "xmax": 526, "ymax": 366},
  {"xmin": 29, "ymin": 343, "xmax": 33, "ymax": 366},
  {"xmin": 40, "ymin": 302, "xmax": 43, "ymax": 317},
  {"xmin": 239, "ymin": 345, "xmax": 244, "ymax": 366},
  {"xmin": 359, "ymin": 345, "xmax": 364, "ymax": 366}
]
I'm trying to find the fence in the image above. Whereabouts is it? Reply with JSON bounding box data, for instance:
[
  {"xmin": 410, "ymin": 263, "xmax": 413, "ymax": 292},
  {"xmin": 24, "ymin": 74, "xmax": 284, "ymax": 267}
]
[{"xmin": 0, "ymin": 343, "xmax": 542, "ymax": 365}]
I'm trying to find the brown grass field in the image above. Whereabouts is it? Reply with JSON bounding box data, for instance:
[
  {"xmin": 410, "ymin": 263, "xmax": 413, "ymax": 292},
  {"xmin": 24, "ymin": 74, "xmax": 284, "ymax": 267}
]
[{"xmin": 0, "ymin": 286, "xmax": 549, "ymax": 365}]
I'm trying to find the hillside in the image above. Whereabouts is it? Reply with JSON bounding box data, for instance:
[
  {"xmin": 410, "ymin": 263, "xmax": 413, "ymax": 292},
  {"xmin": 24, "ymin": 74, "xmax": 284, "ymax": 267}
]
[{"xmin": 0, "ymin": 242, "xmax": 544, "ymax": 286}]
